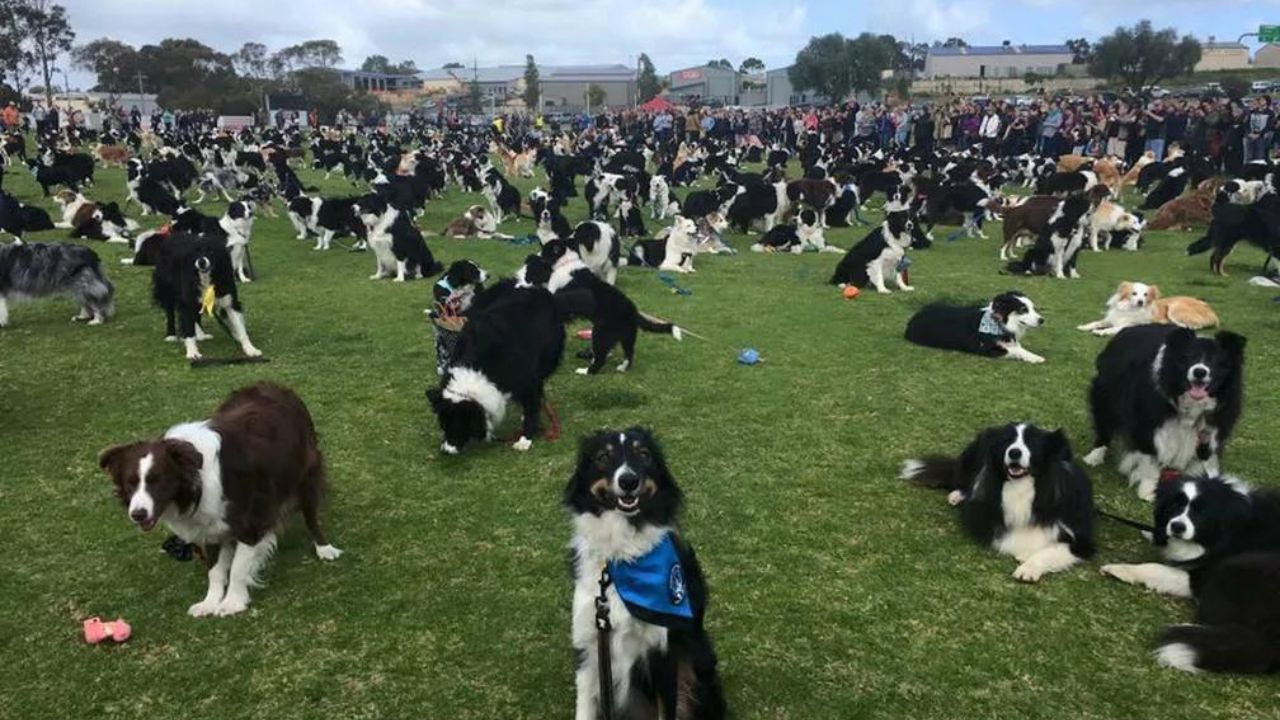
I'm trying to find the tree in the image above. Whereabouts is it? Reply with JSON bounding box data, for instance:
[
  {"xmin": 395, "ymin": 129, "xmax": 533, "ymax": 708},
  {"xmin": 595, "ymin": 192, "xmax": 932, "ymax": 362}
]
[
  {"xmin": 361, "ymin": 54, "xmax": 392, "ymax": 73},
  {"xmin": 0, "ymin": 0, "xmax": 27, "ymax": 93},
  {"xmin": 900, "ymin": 41, "xmax": 928, "ymax": 73},
  {"xmin": 467, "ymin": 77, "xmax": 482, "ymax": 113},
  {"xmin": 392, "ymin": 59, "xmax": 418, "ymax": 74},
  {"xmin": 637, "ymin": 53, "xmax": 660, "ymax": 102},
  {"xmin": 1088, "ymin": 21, "xmax": 1200, "ymax": 91},
  {"xmin": 273, "ymin": 39, "xmax": 343, "ymax": 75},
  {"xmin": 72, "ymin": 38, "xmax": 141, "ymax": 93},
  {"xmin": 1221, "ymin": 75, "xmax": 1250, "ymax": 101},
  {"xmin": 584, "ymin": 83, "xmax": 607, "ymax": 109},
  {"xmin": 232, "ymin": 42, "xmax": 271, "ymax": 79},
  {"xmin": 137, "ymin": 38, "xmax": 248, "ymax": 111},
  {"xmin": 292, "ymin": 66, "xmax": 383, "ymax": 122},
  {"xmin": 443, "ymin": 62, "xmax": 464, "ymax": 70},
  {"xmin": 1023, "ymin": 70, "xmax": 1044, "ymax": 86},
  {"xmin": 790, "ymin": 32, "xmax": 893, "ymax": 102},
  {"xmin": 521, "ymin": 54, "xmax": 540, "ymax": 109},
  {"xmin": 17, "ymin": 0, "xmax": 74, "ymax": 106},
  {"xmin": 1065, "ymin": 37, "xmax": 1092, "ymax": 64},
  {"xmin": 738, "ymin": 57, "xmax": 764, "ymax": 75},
  {"xmin": 941, "ymin": 37, "xmax": 968, "ymax": 48},
  {"xmin": 706, "ymin": 58, "xmax": 732, "ymax": 70}
]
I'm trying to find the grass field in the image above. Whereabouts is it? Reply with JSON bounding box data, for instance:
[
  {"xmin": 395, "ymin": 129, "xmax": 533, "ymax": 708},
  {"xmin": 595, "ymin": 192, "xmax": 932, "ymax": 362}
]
[{"xmin": 1, "ymin": 146, "xmax": 1277, "ymax": 720}]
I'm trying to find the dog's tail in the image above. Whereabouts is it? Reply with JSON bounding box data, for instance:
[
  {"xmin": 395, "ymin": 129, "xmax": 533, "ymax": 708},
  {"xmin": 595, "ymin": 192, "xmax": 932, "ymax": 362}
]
[
  {"xmin": 1156, "ymin": 624, "xmax": 1280, "ymax": 675},
  {"xmin": 899, "ymin": 455, "xmax": 963, "ymax": 491},
  {"xmin": 637, "ymin": 311, "xmax": 683, "ymax": 341},
  {"xmin": 1186, "ymin": 234, "xmax": 1213, "ymax": 256}
]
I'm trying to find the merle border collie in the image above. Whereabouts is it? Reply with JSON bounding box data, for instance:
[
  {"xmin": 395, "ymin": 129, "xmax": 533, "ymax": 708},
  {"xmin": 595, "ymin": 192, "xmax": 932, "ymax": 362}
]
[
  {"xmin": 829, "ymin": 210, "xmax": 914, "ymax": 292},
  {"xmin": 426, "ymin": 281, "xmax": 565, "ymax": 454},
  {"xmin": 905, "ymin": 291, "xmax": 1046, "ymax": 364},
  {"xmin": 98, "ymin": 382, "xmax": 341, "ymax": 618},
  {"xmin": 1083, "ymin": 326, "xmax": 1246, "ymax": 501},
  {"xmin": 149, "ymin": 233, "xmax": 262, "ymax": 361},
  {"xmin": 1101, "ymin": 475, "xmax": 1280, "ymax": 674},
  {"xmin": 566, "ymin": 427, "xmax": 727, "ymax": 719},
  {"xmin": 902, "ymin": 422, "xmax": 1096, "ymax": 582},
  {"xmin": 0, "ymin": 242, "xmax": 115, "ymax": 327}
]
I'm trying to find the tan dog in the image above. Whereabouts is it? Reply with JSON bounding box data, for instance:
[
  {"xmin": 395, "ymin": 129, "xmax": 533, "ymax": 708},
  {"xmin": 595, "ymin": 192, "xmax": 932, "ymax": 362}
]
[
  {"xmin": 1147, "ymin": 179, "xmax": 1219, "ymax": 230},
  {"xmin": 443, "ymin": 205, "xmax": 507, "ymax": 239},
  {"xmin": 1056, "ymin": 154, "xmax": 1093, "ymax": 173},
  {"xmin": 1092, "ymin": 157, "xmax": 1122, "ymax": 193},
  {"xmin": 1077, "ymin": 281, "xmax": 1219, "ymax": 336},
  {"xmin": 94, "ymin": 143, "xmax": 130, "ymax": 168},
  {"xmin": 1118, "ymin": 151, "xmax": 1156, "ymax": 190},
  {"xmin": 490, "ymin": 142, "xmax": 536, "ymax": 179}
]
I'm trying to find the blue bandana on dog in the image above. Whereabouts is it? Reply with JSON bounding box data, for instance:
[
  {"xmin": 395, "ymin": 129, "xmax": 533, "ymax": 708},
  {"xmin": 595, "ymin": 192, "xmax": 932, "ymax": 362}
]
[
  {"xmin": 608, "ymin": 533, "xmax": 694, "ymax": 628},
  {"xmin": 978, "ymin": 308, "xmax": 1006, "ymax": 337}
]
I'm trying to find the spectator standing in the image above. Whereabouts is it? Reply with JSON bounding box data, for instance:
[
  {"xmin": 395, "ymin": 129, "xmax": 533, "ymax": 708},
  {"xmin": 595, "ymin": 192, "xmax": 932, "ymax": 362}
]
[
  {"xmin": 1142, "ymin": 99, "xmax": 1167, "ymax": 160},
  {"xmin": 1244, "ymin": 95, "xmax": 1274, "ymax": 163}
]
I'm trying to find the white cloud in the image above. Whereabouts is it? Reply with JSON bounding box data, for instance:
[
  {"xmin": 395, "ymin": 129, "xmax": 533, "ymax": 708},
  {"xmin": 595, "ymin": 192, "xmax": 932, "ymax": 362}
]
[{"xmin": 60, "ymin": 0, "xmax": 809, "ymax": 75}]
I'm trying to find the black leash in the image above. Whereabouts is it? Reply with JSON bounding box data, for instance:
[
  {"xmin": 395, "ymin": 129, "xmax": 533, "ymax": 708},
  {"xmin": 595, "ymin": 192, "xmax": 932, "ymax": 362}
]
[
  {"xmin": 595, "ymin": 566, "xmax": 615, "ymax": 720},
  {"xmin": 1096, "ymin": 509, "xmax": 1154, "ymax": 534}
]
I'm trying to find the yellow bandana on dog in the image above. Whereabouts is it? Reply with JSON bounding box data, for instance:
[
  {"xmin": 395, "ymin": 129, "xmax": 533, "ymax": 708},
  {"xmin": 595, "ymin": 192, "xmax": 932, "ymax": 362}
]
[{"xmin": 200, "ymin": 286, "xmax": 217, "ymax": 316}]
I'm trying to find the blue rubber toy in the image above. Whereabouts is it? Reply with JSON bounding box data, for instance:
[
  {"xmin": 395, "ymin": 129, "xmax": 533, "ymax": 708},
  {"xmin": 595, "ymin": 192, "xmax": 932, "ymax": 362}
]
[{"xmin": 738, "ymin": 348, "xmax": 761, "ymax": 365}]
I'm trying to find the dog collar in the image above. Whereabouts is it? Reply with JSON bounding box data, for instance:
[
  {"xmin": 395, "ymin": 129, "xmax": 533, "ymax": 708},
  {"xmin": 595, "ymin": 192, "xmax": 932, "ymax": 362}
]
[{"xmin": 606, "ymin": 532, "xmax": 695, "ymax": 629}]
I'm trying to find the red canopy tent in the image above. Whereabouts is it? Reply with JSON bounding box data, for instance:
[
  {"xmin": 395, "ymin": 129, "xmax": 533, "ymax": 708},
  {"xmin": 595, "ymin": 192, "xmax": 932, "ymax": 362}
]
[{"xmin": 638, "ymin": 96, "xmax": 676, "ymax": 113}]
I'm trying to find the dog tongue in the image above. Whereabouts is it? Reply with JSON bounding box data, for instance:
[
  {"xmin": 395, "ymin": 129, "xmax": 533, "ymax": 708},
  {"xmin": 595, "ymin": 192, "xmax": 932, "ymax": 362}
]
[{"xmin": 1188, "ymin": 385, "xmax": 1208, "ymax": 400}]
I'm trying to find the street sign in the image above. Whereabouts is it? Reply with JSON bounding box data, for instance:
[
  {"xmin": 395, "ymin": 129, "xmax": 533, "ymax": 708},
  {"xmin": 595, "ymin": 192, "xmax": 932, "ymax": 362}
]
[{"xmin": 1261, "ymin": 25, "xmax": 1280, "ymax": 43}]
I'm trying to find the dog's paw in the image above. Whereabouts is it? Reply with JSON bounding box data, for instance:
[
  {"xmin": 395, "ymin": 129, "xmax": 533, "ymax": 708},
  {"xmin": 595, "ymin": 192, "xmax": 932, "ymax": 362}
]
[
  {"xmin": 1136, "ymin": 479, "xmax": 1158, "ymax": 503},
  {"xmin": 1100, "ymin": 564, "xmax": 1136, "ymax": 583},
  {"xmin": 164, "ymin": 335, "xmax": 178, "ymax": 343},
  {"xmin": 511, "ymin": 437, "xmax": 533, "ymax": 452},
  {"xmin": 575, "ymin": 367, "xmax": 590, "ymax": 376},
  {"xmin": 314, "ymin": 544, "xmax": 343, "ymax": 561},
  {"xmin": 1013, "ymin": 562, "xmax": 1043, "ymax": 583},
  {"xmin": 214, "ymin": 593, "xmax": 249, "ymax": 617},
  {"xmin": 242, "ymin": 345, "xmax": 263, "ymax": 358},
  {"xmin": 185, "ymin": 348, "xmax": 203, "ymax": 361},
  {"xmin": 1082, "ymin": 447, "xmax": 1107, "ymax": 467},
  {"xmin": 946, "ymin": 490, "xmax": 966, "ymax": 507},
  {"xmin": 187, "ymin": 599, "xmax": 221, "ymax": 618}
]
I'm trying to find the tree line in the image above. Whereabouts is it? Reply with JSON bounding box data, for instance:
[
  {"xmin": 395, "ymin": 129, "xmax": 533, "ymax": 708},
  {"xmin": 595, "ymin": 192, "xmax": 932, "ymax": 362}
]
[{"xmin": 788, "ymin": 21, "xmax": 1206, "ymax": 101}]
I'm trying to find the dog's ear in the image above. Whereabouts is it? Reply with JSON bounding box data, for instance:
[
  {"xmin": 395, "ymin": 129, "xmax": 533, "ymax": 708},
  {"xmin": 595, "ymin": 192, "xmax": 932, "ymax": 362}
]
[
  {"xmin": 1215, "ymin": 331, "xmax": 1248, "ymax": 363},
  {"xmin": 97, "ymin": 442, "xmax": 139, "ymax": 476},
  {"xmin": 1117, "ymin": 281, "xmax": 1132, "ymax": 300},
  {"xmin": 1044, "ymin": 429, "xmax": 1073, "ymax": 461},
  {"xmin": 162, "ymin": 438, "xmax": 204, "ymax": 478},
  {"xmin": 1147, "ymin": 285, "xmax": 1161, "ymax": 301},
  {"xmin": 425, "ymin": 387, "xmax": 445, "ymax": 410}
]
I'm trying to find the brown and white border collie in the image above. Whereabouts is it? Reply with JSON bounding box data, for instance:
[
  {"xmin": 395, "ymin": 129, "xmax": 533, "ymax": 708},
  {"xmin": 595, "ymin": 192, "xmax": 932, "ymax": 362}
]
[{"xmin": 98, "ymin": 383, "xmax": 341, "ymax": 617}]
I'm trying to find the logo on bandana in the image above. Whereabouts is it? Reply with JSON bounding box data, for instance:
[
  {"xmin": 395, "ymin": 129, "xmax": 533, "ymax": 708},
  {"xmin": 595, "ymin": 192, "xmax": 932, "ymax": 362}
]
[{"xmin": 668, "ymin": 563, "xmax": 686, "ymax": 606}]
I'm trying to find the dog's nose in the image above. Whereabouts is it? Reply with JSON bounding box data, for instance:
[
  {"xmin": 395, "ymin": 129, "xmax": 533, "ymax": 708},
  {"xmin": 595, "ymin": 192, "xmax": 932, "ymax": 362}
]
[
  {"xmin": 1169, "ymin": 521, "xmax": 1187, "ymax": 537},
  {"xmin": 130, "ymin": 508, "xmax": 150, "ymax": 523},
  {"xmin": 1008, "ymin": 448, "xmax": 1023, "ymax": 461},
  {"xmin": 618, "ymin": 473, "xmax": 640, "ymax": 493},
  {"xmin": 1192, "ymin": 367, "xmax": 1209, "ymax": 381}
]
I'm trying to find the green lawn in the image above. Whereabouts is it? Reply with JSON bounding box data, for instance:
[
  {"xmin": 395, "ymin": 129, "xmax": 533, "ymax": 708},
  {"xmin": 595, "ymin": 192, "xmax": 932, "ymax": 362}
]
[{"xmin": 0, "ymin": 148, "xmax": 1277, "ymax": 720}]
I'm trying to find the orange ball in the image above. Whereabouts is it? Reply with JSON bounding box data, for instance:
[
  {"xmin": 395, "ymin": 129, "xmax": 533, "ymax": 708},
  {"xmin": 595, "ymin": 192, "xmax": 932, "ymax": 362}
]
[{"xmin": 842, "ymin": 286, "xmax": 860, "ymax": 300}]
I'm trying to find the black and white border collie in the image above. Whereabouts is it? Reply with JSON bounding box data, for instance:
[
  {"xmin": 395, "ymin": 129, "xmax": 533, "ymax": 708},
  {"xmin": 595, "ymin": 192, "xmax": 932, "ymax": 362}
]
[
  {"xmin": 829, "ymin": 210, "xmax": 914, "ymax": 292},
  {"xmin": 905, "ymin": 291, "xmax": 1046, "ymax": 364},
  {"xmin": 750, "ymin": 208, "xmax": 838, "ymax": 254},
  {"xmin": 482, "ymin": 172, "xmax": 521, "ymax": 222},
  {"xmin": 98, "ymin": 382, "xmax": 341, "ymax": 618},
  {"xmin": 625, "ymin": 216, "xmax": 699, "ymax": 273},
  {"xmin": 902, "ymin": 422, "xmax": 1096, "ymax": 582},
  {"xmin": 0, "ymin": 242, "xmax": 116, "ymax": 327},
  {"xmin": 1101, "ymin": 475, "xmax": 1280, "ymax": 674},
  {"xmin": 1007, "ymin": 195, "xmax": 1091, "ymax": 279},
  {"xmin": 540, "ymin": 239, "xmax": 683, "ymax": 374},
  {"xmin": 426, "ymin": 281, "xmax": 565, "ymax": 454},
  {"xmin": 570, "ymin": 221, "xmax": 620, "ymax": 285},
  {"xmin": 355, "ymin": 195, "xmax": 443, "ymax": 281},
  {"xmin": 1083, "ymin": 326, "xmax": 1246, "ymax": 501},
  {"xmin": 566, "ymin": 428, "xmax": 727, "ymax": 720},
  {"xmin": 287, "ymin": 195, "xmax": 361, "ymax": 250},
  {"xmin": 150, "ymin": 233, "xmax": 262, "ymax": 361}
]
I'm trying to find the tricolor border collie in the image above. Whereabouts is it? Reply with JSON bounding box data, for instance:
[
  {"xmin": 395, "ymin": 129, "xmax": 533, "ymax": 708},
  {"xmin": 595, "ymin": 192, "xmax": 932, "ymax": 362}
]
[
  {"xmin": 566, "ymin": 427, "xmax": 727, "ymax": 720},
  {"xmin": 904, "ymin": 291, "xmax": 1046, "ymax": 364},
  {"xmin": 902, "ymin": 422, "xmax": 1096, "ymax": 582},
  {"xmin": 1083, "ymin": 326, "xmax": 1246, "ymax": 500},
  {"xmin": 98, "ymin": 382, "xmax": 341, "ymax": 618},
  {"xmin": 1101, "ymin": 475, "xmax": 1280, "ymax": 674}
]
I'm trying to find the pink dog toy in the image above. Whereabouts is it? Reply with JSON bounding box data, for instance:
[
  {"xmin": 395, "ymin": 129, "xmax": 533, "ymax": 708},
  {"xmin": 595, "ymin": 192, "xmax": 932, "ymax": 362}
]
[{"xmin": 83, "ymin": 617, "xmax": 132, "ymax": 644}]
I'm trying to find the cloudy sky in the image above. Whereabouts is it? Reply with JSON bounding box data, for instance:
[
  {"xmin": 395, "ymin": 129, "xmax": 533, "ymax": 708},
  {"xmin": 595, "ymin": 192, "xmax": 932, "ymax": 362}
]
[{"xmin": 58, "ymin": 0, "xmax": 1277, "ymax": 86}]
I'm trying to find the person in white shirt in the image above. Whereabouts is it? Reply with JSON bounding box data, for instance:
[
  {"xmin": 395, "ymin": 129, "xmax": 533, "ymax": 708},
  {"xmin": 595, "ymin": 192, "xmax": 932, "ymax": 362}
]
[{"xmin": 979, "ymin": 106, "xmax": 1002, "ymax": 156}]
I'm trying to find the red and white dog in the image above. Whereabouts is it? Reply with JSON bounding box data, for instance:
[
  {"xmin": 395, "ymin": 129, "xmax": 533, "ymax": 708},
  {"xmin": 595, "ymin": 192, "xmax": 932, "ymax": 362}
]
[{"xmin": 98, "ymin": 383, "xmax": 341, "ymax": 617}]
